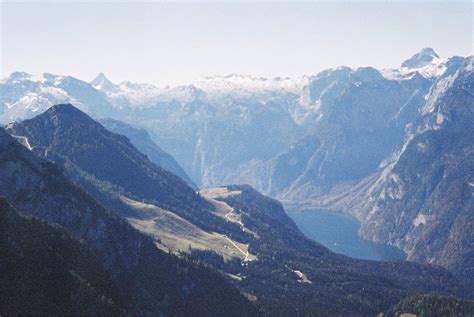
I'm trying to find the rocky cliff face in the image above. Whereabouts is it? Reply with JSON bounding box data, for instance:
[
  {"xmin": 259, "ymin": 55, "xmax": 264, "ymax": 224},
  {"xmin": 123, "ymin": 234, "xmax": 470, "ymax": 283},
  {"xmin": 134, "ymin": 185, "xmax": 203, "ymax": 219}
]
[
  {"xmin": 141, "ymin": 92, "xmax": 305, "ymax": 187},
  {"xmin": 352, "ymin": 57, "xmax": 474, "ymax": 280},
  {"xmin": 231, "ymin": 63, "xmax": 444, "ymax": 199}
]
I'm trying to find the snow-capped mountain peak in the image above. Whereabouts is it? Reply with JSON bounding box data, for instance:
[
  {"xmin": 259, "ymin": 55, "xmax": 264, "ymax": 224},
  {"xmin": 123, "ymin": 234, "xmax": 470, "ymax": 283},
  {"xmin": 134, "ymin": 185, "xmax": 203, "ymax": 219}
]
[
  {"xmin": 0, "ymin": 72, "xmax": 116, "ymax": 123},
  {"xmin": 381, "ymin": 49, "xmax": 465, "ymax": 80},
  {"xmin": 193, "ymin": 74, "xmax": 308, "ymax": 94},
  {"xmin": 1, "ymin": 72, "xmax": 61, "ymax": 85},
  {"xmin": 5, "ymin": 71, "xmax": 32, "ymax": 82},
  {"xmin": 90, "ymin": 72, "xmax": 117, "ymax": 91},
  {"xmin": 401, "ymin": 47, "xmax": 440, "ymax": 68}
]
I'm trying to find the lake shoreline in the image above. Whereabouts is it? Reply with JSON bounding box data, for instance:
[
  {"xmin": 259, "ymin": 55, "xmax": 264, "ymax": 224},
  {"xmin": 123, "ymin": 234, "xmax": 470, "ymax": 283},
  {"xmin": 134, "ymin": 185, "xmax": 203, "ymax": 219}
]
[{"xmin": 286, "ymin": 209, "xmax": 407, "ymax": 262}]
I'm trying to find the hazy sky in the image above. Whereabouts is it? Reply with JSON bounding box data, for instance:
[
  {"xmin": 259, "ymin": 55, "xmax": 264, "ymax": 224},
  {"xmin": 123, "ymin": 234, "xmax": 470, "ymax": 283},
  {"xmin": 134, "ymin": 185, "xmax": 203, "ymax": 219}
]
[{"xmin": 1, "ymin": 1, "xmax": 472, "ymax": 86}]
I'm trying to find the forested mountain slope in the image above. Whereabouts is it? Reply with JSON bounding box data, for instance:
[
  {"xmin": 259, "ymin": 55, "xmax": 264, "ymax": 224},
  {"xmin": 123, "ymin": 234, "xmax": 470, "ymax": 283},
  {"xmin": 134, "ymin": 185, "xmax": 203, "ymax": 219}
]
[{"xmin": 0, "ymin": 127, "xmax": 256, "ymax": 316}]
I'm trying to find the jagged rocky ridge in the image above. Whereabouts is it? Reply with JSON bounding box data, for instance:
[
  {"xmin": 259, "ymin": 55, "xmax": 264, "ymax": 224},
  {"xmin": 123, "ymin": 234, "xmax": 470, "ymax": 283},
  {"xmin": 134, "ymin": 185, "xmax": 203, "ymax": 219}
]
[
  {"xmin": 229, "ymin": 54, "xmax": 466, "ymax": 200},
  {"xmin": 1, "ymin": 49, "xmax": 463, "ymax": 192}
]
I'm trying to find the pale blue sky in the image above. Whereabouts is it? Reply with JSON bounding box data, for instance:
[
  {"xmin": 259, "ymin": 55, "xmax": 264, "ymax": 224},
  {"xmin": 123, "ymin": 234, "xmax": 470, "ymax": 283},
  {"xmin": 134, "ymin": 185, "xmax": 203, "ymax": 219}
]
[{"xmin": 1, "ymin": 1, "xmax": 472, "ymax": 86}]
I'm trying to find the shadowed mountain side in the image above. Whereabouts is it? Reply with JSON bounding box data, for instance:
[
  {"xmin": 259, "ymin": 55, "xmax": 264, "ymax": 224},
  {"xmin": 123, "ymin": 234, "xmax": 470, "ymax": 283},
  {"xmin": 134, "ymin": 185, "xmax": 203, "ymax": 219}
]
[
  {"xmin": 99, "ymin": 118, "xmax": 196, "ymax": 188},
  {"xmin": 0, "ymin": 198, "xmax": 123, "ymax": 316},
  {"xmin": 0, "ymin": 128, "xmax": 257, "ymax": 316}
]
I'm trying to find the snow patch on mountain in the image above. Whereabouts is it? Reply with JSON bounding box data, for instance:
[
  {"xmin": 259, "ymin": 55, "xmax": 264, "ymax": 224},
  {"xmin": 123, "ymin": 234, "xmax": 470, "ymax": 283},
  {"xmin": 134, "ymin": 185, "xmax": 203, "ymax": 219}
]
[
  {"xmin": 401, "ymin": 47, "xmax": 439, "ymax": 68},
  {"xmin": 194, "ymin": 74, "xmax": 308, "ymax": 94},
  {"xmin": 412, "ymin": 213, "xmax": 427, "ymax": 227},
  {"xmin": 381, "ymin": 57, "xmax": 451, "ymax": 80},
  {"xmin": 90, "ymin": 73, "xmax": 209, "ymax": 107},
  {"xmin": 90, "ymin": 72, "xmax": 118, "ymax": 92}
]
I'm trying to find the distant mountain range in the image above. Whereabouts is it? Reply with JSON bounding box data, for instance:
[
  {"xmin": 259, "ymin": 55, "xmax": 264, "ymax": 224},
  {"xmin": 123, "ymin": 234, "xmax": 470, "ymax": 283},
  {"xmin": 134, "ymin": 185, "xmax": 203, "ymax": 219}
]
[
  {"xmin": 1, "ymin": 48, "xmax": 473, "ymax": 315},
  {"xmin": 1, "ymin": 48, "xmax": 465, "ymax": 190}
]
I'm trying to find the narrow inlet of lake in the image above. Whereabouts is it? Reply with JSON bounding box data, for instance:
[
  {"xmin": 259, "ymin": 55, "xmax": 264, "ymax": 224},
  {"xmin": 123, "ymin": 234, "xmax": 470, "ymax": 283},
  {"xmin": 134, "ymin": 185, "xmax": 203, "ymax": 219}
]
[{"xmin": 286, "ymin": 210, "xmax": 406, "ymax": 261}]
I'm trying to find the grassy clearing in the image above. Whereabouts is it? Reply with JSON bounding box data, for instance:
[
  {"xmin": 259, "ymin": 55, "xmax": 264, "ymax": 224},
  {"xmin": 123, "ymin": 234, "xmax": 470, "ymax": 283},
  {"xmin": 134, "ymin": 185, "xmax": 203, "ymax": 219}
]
[
  {"xmin": 121, "ymin": 196, "xmax": 254, "ymax": 261},
  {"xmin": 200, "ymin": 188, "xmax": 259, "ymax": 239}
]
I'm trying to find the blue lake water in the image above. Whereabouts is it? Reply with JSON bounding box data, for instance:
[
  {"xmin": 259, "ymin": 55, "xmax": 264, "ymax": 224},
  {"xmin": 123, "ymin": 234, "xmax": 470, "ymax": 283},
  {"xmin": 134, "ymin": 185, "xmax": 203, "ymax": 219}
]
[{"xmin": 287, "ymin": 210, "xmax": 406, "ymax": 261}]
